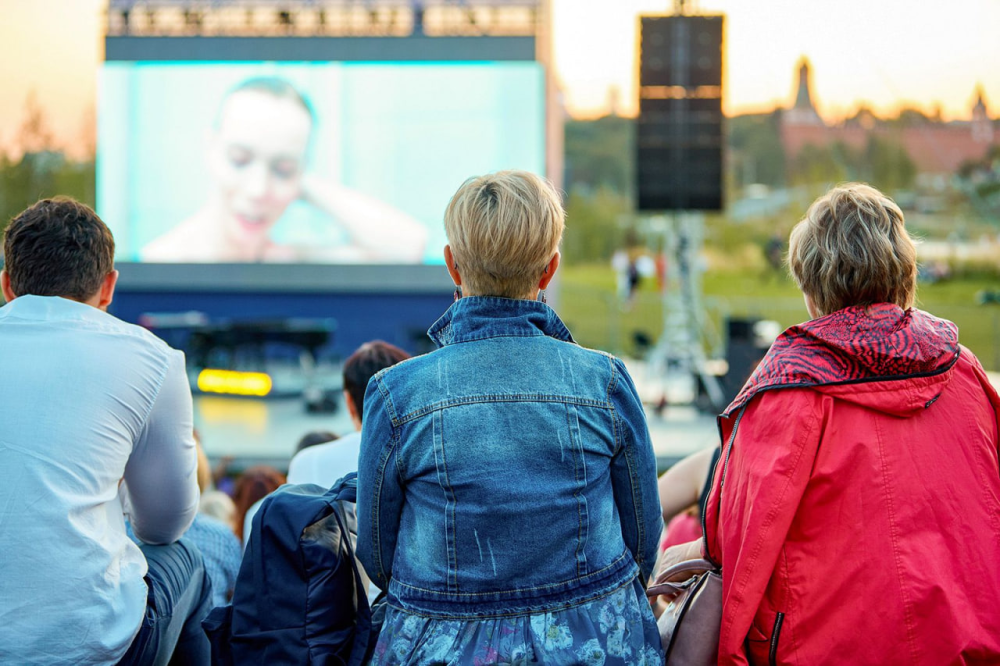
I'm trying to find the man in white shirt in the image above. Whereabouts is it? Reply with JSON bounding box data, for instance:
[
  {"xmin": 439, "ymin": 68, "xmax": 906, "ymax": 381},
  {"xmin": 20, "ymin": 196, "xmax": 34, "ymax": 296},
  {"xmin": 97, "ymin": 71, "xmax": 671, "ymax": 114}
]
[
  {"xmin": 0, "ymin": 198, "xmax": 210, "ymax": 665},
  {"xmin": 287, "ymin": 341, "xmax": 411, "ymax": 487}
]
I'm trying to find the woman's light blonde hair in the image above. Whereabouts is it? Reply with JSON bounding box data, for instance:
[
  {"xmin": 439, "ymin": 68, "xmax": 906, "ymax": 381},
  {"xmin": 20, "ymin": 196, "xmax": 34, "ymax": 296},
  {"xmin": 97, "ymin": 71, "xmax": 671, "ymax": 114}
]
[
  {"xmin": 788, "ymin": 183, "xmax": 917, "ymax": 317},
  {"xmin": 444, "ymin": 170, "xmax": 565, "ymax": 299}
]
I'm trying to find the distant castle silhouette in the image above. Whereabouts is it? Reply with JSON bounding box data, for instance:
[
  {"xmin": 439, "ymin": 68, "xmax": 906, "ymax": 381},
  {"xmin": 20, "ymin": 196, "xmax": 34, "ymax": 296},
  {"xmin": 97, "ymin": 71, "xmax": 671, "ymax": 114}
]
[{"xmin": 780, "ymin": 58, "xmax": 995, "ymax": 176}]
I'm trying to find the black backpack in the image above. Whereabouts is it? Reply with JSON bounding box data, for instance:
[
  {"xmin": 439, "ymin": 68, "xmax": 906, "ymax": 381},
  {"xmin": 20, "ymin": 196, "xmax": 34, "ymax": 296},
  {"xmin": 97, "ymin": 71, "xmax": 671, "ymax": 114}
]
[{"xmin": 203, "ymin": 473, "xmax": 378, "ymax": 665}]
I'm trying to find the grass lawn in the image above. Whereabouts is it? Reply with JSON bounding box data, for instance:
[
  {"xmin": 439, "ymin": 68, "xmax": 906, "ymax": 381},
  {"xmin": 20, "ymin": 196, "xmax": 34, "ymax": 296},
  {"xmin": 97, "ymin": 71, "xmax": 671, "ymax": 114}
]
[{"xmin": 558, "ymin": 263, "xmax": 1000, "ymax": 371}]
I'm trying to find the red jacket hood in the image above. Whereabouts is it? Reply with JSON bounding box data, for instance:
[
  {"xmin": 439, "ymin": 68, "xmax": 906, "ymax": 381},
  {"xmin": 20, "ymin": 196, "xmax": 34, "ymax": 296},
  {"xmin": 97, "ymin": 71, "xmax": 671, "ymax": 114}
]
[{"xmin": 724, "ymin": 304, "xmax": 960, "ymax": 418}]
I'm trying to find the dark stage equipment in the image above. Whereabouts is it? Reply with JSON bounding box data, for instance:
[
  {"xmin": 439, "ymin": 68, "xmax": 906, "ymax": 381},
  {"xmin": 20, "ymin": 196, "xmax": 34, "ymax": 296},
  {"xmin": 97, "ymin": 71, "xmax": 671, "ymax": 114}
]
[{"xmin": 636, "ymin": 14, "xmax": 724, "ymax": 212}]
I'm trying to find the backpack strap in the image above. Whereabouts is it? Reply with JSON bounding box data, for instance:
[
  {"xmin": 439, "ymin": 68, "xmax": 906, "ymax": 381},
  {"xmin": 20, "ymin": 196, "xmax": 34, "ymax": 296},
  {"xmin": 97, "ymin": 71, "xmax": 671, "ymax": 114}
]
[
  {"xmin": 329, "ymin": 503, "xmax": 375, "ymax": 666},
  {"xmin": 325, "ymin": 475, "xmax": 376, "ymax": 665}
]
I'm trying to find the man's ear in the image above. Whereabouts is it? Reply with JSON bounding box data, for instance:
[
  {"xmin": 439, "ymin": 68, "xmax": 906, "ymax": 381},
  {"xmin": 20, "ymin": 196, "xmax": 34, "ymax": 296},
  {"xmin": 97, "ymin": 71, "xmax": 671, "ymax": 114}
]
[
  {"xmin": 1, "ymin": 270, "xmax": 16, "ymax": 303},
  {"xmin": 97, "ymin": 270, "xmax": 119, "ymax": 311}
]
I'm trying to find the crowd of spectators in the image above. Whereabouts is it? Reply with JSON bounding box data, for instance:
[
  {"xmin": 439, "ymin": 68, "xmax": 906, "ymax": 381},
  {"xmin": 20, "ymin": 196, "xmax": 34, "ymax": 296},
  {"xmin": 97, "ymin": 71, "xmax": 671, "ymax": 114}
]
[{"xmin": 2, "ymin": 175, "xmax": 1000, "ymax": 665}]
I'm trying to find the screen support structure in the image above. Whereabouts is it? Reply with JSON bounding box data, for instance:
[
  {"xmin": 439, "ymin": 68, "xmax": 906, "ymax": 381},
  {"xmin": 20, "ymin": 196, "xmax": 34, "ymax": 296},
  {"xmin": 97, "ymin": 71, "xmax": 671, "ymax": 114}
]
[
  {"xmin": 640, "ymin": 1, "xmax": 723, "ymax": 411},
  {"xmin": 646, "ymin": 212, "xmax": 725, "ymax": 411}
]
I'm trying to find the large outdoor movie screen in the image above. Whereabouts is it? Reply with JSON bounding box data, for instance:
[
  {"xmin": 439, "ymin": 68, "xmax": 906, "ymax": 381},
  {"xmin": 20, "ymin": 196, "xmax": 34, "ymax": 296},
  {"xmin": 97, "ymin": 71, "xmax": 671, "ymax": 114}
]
[{"xmin": 98, "ymin": 62, "xmax": 545, "ymax": 264}]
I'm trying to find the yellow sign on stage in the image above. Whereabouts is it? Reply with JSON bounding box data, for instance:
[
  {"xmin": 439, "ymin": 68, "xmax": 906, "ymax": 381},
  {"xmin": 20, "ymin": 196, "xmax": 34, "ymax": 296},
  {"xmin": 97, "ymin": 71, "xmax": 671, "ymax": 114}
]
[{"xmin": 197, "ymin": 369, "xmax": 273, "ymax": 397}]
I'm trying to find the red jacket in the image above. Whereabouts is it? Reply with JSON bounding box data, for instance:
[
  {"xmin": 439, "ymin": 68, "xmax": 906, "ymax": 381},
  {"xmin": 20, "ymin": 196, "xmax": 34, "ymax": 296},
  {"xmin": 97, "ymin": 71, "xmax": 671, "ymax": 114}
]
[{"xmin": 704, "ymin": 305, "xmax": 1000, "ymax": 665}]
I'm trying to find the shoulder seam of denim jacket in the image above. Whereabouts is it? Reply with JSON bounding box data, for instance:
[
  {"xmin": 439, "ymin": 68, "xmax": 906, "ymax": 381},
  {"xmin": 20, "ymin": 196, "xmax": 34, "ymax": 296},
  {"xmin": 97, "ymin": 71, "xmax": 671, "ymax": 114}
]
[
  {"xmin": 606, "ymin": 355, "xmax": 621, "ymax": 404},
  {"xmin": 374, "ymin": 375, "xmax": 402, "ymax": 426},
  {"xmin": 608, "ymin": 358, "xmax": 624, "ymax": 455},
  {"xmin": 390, "ymin": 550, "xmax": 633, "ymax": 597},
  {"xmin": 376, "ymin": 353, "xmax": 425, "ymax": 380},
  {"xmin": 394, "ymin": 394, "xmax": 615, "ymax": 425}
]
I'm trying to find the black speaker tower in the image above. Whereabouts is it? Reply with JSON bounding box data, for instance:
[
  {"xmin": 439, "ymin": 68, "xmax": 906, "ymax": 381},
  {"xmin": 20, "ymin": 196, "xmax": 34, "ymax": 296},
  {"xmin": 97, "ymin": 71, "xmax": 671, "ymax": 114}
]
[{"xmin": 636, "ymin": 14, "xmax": 724, "ymax": 212}]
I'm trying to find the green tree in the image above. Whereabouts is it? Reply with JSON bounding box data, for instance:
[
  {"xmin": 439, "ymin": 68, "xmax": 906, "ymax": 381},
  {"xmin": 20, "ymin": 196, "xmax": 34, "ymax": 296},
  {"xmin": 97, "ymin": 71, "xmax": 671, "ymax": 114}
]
[
  {"xmin": 0, "ymin": 94, "xmax": 96, "ymax": 234},
  {"xmin": 562, "ymin": 186, "xmax": 632, "ymax": 263},
  {"xmin": 790, "ymin": 143, "xmax": 850, "ymax": 185},
  {"xmin": 564, "ymin": 116, "xmax": 635, "ymax": 196},
  {"xmin": 728, "ymin": 111, "xmax": 786, "ymax": 188},
  {"xmin": 864, "ymin": 135, "xmax": 916, "ymax": 191}
]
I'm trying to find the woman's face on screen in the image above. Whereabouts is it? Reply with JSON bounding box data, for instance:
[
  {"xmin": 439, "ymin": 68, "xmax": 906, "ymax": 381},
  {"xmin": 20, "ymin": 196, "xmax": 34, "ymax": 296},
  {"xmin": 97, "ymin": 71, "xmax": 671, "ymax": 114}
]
[{"xmin": 208, "ymin": 90, "xmax": 312, "ymax": 246}]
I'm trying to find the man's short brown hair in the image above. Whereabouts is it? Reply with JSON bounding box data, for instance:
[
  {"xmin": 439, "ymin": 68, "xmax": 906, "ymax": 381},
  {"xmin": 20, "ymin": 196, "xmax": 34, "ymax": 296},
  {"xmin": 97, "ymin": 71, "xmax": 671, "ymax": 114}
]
[
  {"xmin": 343, "ymin": 340, "xmax": 411, "ymax": 419},
  {"xmin": 3, "ymin": 197, "xmax": 115, "ymax": 301},
  {"xmin": 789, "ymin": 183, "xmax": 917, "ymax": 317}
]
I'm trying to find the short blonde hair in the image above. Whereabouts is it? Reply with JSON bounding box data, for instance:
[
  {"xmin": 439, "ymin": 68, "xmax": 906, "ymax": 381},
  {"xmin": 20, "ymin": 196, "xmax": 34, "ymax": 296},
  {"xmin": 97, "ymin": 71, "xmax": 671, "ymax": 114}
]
[
  {"xmin": 444, "ymin": 170, "xmax": 565, "ymax": 299},
  {"xmin": 789, "ymin": 183, "xmax": 917, "ymax": 317}
]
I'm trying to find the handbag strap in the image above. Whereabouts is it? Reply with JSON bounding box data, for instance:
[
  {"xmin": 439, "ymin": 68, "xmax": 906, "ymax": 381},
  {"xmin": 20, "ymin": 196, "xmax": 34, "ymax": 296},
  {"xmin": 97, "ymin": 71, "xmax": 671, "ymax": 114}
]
[{"xmin": 646, "ymin": 558, "xmax": 716, "ymax": 598}]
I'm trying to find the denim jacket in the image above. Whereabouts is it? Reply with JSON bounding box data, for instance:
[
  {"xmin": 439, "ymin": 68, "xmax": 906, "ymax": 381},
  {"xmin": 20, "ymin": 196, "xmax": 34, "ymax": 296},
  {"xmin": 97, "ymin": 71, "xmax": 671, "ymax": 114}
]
[{"xmin": 356, "ymin": 297, "xmax": 663, "ymax": 618}]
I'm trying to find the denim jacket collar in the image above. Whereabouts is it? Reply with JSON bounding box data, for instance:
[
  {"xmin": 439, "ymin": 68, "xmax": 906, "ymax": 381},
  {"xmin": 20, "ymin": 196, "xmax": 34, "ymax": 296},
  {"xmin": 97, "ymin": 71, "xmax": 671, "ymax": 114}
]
[{"xmin": 427, "ymin": 296, "xmax": 575, "ymax": 348}]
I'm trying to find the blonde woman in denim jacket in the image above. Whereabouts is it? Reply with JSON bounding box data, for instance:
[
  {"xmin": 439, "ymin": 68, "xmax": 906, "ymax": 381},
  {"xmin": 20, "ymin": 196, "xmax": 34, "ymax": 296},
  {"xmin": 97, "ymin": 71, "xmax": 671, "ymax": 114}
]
[{"xmin": 357, "ymin": 171, "xmax": 664, "ymax": 665}]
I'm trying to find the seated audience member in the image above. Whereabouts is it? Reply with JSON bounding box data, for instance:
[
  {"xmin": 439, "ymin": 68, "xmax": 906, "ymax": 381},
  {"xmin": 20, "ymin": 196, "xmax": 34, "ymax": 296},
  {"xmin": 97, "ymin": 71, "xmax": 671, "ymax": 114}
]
[
  {"xmin": 191, "ymin": 437, "xmax": 239, "ymax": 535},
  {"xmin": 0, "ymin": 198, "xmax": 211, "ymax": 664},
  {"xmin": 357, "ymin": 171, "xmax": 664, "ymax": 663},
  {"xmin": 287, "ymin": 341, "xmax": 411, "ymax": 487},
  {"xmin": 294, "ymin": 430, "xmax": 339, "ymax": 456},
  {"xmin": 660, "ymin": 506, "xmax": 702, "ymax": 552},
  {"xmin": 212, "ymin": 455, "xmax": 238, "ymax": 497},
  {"xmin": 665, "ymin": 184, "xmax": 1000, "ymax": 663},
  {"xmin": 655, "ymin": 446, "xmax": 719, "ymax": 552},
  {"xmin": 188, "ymin": 442, "xmax": 243, "ymax": 607},
  {"xmin": 234, "ymin": 465, "xmax": 286, "ymax": 544},
  {"xmin": 200, "ymin": 489, "xmax": 238, "ymax": 532},
  {"xmin": 657, "ymin": 445, "xmax": 719, "ymax": 525}
]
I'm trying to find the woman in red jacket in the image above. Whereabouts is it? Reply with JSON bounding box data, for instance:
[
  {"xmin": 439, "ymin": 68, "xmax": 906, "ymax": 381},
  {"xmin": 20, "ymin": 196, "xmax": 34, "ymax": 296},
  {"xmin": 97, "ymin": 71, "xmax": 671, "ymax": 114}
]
[{"xmin": 667, "ymin": 184, "xmax": 1000, "ymax": 665}]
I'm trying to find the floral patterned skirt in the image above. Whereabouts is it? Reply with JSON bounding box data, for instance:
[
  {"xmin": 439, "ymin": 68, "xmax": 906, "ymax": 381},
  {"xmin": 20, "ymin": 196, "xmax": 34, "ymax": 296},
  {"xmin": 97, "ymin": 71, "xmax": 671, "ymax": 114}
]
[{"xmin": 368, "ymin": 579, "xmax": 664, "ymax": 665}]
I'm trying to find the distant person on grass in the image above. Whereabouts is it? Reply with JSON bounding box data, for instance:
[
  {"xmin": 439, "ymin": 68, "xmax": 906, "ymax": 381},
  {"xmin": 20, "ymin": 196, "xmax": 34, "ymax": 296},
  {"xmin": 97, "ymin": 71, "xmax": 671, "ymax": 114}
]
[{"xmin": 0, "ymin": 198, "xmax": 210, "ymax": 665}]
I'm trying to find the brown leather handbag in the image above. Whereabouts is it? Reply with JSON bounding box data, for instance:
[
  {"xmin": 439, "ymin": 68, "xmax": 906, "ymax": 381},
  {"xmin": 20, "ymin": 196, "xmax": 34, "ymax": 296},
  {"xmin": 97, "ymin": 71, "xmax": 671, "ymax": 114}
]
[{"xmin": 646, "ymin": 558, "xmax": 722, "ymax": 665}]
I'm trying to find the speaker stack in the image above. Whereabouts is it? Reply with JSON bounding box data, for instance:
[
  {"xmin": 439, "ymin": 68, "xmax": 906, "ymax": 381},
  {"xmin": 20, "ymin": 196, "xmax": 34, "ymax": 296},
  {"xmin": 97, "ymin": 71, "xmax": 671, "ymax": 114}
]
[{"xmin": 636, "ymin": 14, "xmax": 724, "ymax": 212}]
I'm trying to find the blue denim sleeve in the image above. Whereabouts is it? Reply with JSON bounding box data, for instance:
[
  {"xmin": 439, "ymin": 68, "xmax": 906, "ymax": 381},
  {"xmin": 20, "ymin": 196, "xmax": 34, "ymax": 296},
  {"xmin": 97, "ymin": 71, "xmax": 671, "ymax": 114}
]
[
  {"xmin": 609, "ymin": 357, "xmax": 664, "ymax": 582},
  {"xmin": 356, "ymin": 375, "xmax": 404, "ymax": 590}
]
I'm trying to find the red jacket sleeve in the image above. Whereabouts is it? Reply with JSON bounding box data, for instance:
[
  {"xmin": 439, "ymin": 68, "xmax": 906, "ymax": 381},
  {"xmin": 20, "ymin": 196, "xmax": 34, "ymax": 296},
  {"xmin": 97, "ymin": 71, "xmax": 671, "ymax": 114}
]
[{"xmin": 704, "ymin": 389, "xmax": 826, "ymax": 665}]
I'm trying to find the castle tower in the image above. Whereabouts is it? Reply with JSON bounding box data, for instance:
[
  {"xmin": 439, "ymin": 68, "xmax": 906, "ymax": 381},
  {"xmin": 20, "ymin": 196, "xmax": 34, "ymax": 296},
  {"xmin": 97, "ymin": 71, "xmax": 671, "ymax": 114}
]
[
  {"xmin": 971, "ymin": 85, "xmax": 994, "ymax": 144},
  {"xmin": 784, "ymin": 58, "xmax": 824, "ymax": 126}
]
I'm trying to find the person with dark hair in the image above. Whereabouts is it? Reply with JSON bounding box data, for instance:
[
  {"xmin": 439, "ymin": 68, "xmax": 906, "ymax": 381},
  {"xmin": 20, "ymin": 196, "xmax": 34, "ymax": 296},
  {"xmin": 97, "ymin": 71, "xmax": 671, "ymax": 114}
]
[
  {"xmin": 0, "ymin": 198, "xmax": 211, "ymax": 664},
  {"xmin": 287, "ymin": 340, "xmax": 411, "ymax": 487},
  {"xmin": 294, "ymin": 429, "xmax": 340, "ymax": 456},
  {"xmin": 141, "ymin": 76, "xmax": 426, "ymax": 263}
]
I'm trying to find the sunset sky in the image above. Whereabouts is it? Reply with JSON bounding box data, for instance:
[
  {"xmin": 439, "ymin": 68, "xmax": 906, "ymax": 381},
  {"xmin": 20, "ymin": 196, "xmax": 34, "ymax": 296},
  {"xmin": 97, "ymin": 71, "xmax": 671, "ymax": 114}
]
[{"xmin": 1, "ymin": 0, "xmax": 998, "ymax": 156}]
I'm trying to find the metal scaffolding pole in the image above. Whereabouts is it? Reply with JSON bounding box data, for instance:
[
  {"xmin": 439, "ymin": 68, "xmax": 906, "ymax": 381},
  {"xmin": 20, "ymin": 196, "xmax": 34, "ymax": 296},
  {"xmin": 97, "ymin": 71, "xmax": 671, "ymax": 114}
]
[{"xmin": 647, "ymin": 212, "xmax": 725, "ymax": 410}]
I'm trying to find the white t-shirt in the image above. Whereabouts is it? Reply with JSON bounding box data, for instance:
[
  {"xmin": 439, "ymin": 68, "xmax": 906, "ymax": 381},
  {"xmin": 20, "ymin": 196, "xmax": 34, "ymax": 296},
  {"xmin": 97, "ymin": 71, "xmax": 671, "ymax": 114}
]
[
  {"xmin": 0, "ymin": 296, "xmax": 198, "ymax": 665},
  {"xmin": 287, "ymin": 431, "xmax": 362, "ymax": 487}
]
